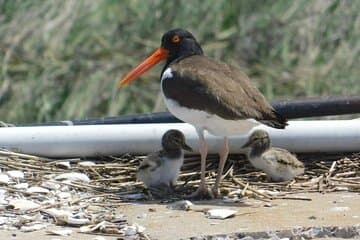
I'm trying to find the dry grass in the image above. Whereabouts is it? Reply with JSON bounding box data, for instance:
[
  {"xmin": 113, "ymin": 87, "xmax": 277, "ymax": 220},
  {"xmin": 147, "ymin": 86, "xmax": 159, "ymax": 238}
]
[
  {"xmin": 0, "ymin": 0, "xmax": 359, "ymax": 124},
  {"xmin": 1, "ymin": 149, "xmax": 359, "ymax": 201},
  {"xmin": 0, "ymin": 148, "xmax": 359, "ymax": 237}
]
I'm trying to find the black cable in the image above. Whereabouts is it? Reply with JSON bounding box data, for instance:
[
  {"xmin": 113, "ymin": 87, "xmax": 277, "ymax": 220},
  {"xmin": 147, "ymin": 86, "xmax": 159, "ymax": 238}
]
[{"xmin": 16, "ymin": 96, "xmax": 360, "ymax": 126}]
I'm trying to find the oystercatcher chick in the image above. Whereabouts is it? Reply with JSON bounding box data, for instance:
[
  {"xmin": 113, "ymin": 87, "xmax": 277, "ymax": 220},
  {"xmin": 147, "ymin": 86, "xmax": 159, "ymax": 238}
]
[
  {"xmin": 242, "ymin": 130, "xmax": 304, "ymax": 182},
  {"xmin": 137, "ymin": 129, "xmax": 192, "ymax": 194}
]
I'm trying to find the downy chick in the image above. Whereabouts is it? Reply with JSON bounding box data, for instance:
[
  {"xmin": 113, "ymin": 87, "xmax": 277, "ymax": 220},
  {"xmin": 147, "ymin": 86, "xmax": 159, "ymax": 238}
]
[
  {"xmin": 242, "ymin": 130, "xmax": 304, "ymax": 182},
  {"xmin": 137, "ymin": 129, "xmax": 192, "ymax": 189}
]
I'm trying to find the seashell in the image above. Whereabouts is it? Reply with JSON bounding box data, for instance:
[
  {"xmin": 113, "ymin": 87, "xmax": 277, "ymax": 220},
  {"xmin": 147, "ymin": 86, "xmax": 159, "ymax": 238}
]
[
  {"xmin": 9, "ymin": 199, "xmax": 40, "ymax": 211},
  {"xmin": 122, "ymin": 223, "xmax": 145, "ymax": 236},
  {"xmin": 78, "ymin": 161, "xmax": 96, "ymax": 167},
  {"xmin": 55, "ymin": 172, "xmax": 90, "ymax": 183},
  {"xmin": 26, "ymin": 186, "xmax": 50, "ymax": 194},
  {"xmin": 0, "ymin": 174, "xmax": 10, "ymax": 184},
  {"xmin": 206, "ymin": 209, "xmax": 237, "ymax": 219},
  {"xmin": 7, "ymin": 170, "xmax": 24, "ymax": 179},
  {"xmin": 47, "ymin": 229, "xmax": 72, "ymax": 236},
  {"xmin": 41, "ymin": 181, "xmax": 61, "ymax": 190},
  {"xmin": 14, "ymin": 183, "xmax": 29, "ymax": 189},
  {"xmin": 166, "ymin": 200, "xmax": 193, "ymax": 211}
]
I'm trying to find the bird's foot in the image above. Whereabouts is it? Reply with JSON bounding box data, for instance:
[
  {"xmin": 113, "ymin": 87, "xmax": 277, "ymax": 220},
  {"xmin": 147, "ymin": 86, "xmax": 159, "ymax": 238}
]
[
  {"xmin": 172, "ymin": 184, "xmax": 189, "ymax": 193},
  {"xmin": 185, "ymin": 185, "xmax": 213, "ymax": 200},
  {"xmin": 210, "ymin": 186, "xmax": 223, "ymax": 199},
  {"xmin": 148, "ymin": 184, "xmax": 173, "ymax": 199}
]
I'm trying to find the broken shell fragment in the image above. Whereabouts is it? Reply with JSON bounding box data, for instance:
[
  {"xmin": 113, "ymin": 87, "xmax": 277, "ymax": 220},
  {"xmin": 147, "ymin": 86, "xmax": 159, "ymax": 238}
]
[
  {"xmin": 122, "ymin": 223, "xmax": 146, "ymax": 236},
  {"xmin": 7, "ymin": 170, "xmax": 24, "ymax": 179},
  {"xmin": 78, "ymin": 161, "xmax": 96, "ymax": 167},
  {"xmin": 166, "ymin": 200, "xmax": 194, "ymax": 211},
  {"xmin": 55, "ymin": 172, "xmax": 90, "ymax": 183},
  {"xmin": 9, "ymin": 199, "xmax": 40, "ymax": 211},
  {"xmin": 14, "ymin": 183, "xmax": 29, "ymax": 189},
  {"xmin": 41, "ymin": 181, "xmax": 61, "ymax": 190},
  {"xmin": 0, "ymin": 174, "xmax": 10, "ymax": 184},
  {"xmin": 206, "ymin": 209, "xmax": 237, "ymax": 219},
  {"xmin": 26, "ymin": 186, "xmax": 50, "ymax": 194}
]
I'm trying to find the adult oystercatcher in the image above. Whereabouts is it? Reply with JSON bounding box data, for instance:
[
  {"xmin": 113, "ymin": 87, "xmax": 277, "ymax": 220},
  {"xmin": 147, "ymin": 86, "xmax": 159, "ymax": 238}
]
[
  {"xmin": 119, "ymin": 29, "xmax": 287, "ymax": 198},
  {"xmin": 242, "ymin": 130, "xmax": 304, "ymax": 182}
]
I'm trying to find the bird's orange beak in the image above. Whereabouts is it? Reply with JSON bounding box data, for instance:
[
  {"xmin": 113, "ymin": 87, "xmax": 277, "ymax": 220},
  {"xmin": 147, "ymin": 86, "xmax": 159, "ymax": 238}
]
[{"xmin": 117, "ymin": 47, "xmax": 169, "ymax": 87}]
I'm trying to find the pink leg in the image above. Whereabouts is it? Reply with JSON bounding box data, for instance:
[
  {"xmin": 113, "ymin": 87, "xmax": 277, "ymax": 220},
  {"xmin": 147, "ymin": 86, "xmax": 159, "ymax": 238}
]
[
  {"xmin": 212, "ymin": 136, "xmax": 229, "ymax": 197},
  {"xmin": 187, "ymin": 129, "xmax": 212, "ymax": 199},
  {"xmin": 198, "ymin": 129, "xmax": 207, "ymax": 191}
]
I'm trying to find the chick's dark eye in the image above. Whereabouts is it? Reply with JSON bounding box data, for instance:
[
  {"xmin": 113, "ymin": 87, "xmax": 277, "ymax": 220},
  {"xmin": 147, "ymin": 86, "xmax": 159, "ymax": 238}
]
[{"xmin": 171, "ymin": 35, "xmax": 180, "ymax": 43}]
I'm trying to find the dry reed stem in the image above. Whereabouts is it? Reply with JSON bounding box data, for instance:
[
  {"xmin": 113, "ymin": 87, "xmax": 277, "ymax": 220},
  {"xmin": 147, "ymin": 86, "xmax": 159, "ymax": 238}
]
[{"xmin": 0, "ymin": 149, "xmax": 359, "ymax": 202}]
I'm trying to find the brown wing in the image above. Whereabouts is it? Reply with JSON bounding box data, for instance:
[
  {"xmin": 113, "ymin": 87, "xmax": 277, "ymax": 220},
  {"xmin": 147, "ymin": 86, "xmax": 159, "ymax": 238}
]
[
  {"xmin": 163, "ymin": 55, "xmax": 287, "ymax": 128},
  {"xmin": 138, "ymin": 152, "xmax": 162, "ymax": 171},
  {"xmin": 264, "ymin": 148, "xmax": 304, "ymax": 168}
]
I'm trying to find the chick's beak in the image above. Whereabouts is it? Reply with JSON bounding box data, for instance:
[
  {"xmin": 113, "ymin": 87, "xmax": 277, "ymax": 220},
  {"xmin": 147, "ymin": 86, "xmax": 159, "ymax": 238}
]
[
  {"xmin": 182, "ymin": 143, "xmax": 193, "ymax": 152},
  {"xmin": 241, "ymin": 139, "xmax": 252, "ymax": 149}
]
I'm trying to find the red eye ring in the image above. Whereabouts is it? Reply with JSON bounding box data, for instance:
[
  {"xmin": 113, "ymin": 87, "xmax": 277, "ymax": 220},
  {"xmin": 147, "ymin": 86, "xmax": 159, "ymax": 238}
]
[{"xmin": 172, "ymin": 35, "xmax": 180, "ymax": 43}]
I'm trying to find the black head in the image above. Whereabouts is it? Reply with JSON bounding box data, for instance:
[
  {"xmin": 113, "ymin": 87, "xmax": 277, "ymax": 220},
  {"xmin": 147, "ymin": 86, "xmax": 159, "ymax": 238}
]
[
  {"xmin": 161, "ymin": 29, "xmax": 203, "ymax": 66},
  {"xmin": 161, "ymin": 129, "xmax": 193, "ymax": 152},
  {"xmin": 118, "ymin": 28, "xmax": 204, "ymax": 87}
]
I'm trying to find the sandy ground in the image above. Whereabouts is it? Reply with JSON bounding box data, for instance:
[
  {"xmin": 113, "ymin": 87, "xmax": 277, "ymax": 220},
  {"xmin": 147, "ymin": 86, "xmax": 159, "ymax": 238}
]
[{"xmin": 0, "ymin": 192, "xmax": 359, "ymax": 240}]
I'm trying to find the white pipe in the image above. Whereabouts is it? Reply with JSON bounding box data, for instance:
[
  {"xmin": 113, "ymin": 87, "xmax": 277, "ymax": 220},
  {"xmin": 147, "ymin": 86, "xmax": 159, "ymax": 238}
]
[{"xmin": 0, "ymin": 120, "xmax": 359, "ymax": 157}]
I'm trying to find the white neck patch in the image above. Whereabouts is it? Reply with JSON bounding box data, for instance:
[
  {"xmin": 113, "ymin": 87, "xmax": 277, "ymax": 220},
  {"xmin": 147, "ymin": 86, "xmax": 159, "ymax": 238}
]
[{"xmin": 161, "ymin": 68, "xmax": 173, "ymax": 81}]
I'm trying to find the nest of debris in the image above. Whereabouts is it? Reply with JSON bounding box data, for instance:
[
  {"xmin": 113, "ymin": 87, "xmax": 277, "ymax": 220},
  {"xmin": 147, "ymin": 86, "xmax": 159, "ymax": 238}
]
[{"xmin": 0, "ymin": 149, "xmax": 359, "ymax": 238}]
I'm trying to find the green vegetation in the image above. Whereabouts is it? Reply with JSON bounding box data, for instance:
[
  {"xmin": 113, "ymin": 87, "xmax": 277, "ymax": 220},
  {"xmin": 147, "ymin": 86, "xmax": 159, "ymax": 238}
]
[{"xmin": 0, "ymin": 0, "xmax": 359, "ymax": 124}]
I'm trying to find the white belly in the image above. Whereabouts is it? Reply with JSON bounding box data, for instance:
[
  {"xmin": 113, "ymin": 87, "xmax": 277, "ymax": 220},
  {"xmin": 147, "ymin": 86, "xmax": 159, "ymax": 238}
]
[
  {"xmin": 164, "ymin": 98, "xmax": 259, "ymax": 136},
  {"xmin": 137, "ymin": 166, "xmax": 161, "ymax": 188},
  {"xmin": 159, "ymin": 156, "xmax": 184, "ymax": 185}
]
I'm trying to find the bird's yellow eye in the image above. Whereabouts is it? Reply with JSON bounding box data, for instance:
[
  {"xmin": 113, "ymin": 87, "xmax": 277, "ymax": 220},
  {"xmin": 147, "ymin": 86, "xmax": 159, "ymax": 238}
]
[{"xmin": 171, "ymin": 34, "xmax": 180, "ymax": 43}]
